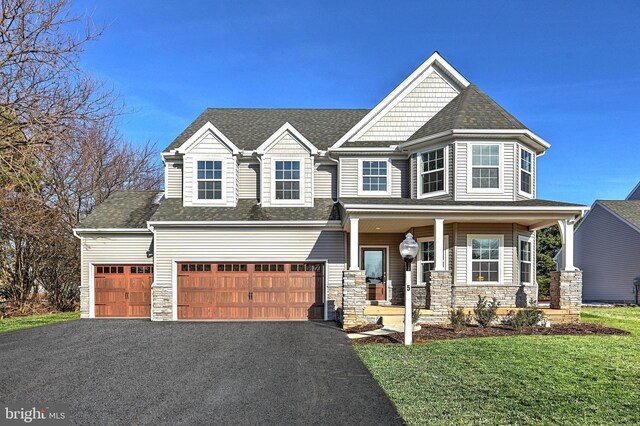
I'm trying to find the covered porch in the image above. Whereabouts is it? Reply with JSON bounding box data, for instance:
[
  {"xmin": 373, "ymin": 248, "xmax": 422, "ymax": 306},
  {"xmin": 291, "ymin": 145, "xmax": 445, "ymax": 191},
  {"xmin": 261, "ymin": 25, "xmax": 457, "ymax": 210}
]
[{"xmin": 339, "ymin": 200, "xmax": 588, "ymax": 327}]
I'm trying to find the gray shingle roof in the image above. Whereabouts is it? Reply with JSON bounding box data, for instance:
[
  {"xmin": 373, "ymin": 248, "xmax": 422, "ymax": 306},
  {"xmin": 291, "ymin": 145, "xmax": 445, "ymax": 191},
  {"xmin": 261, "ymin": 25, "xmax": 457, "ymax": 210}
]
[
  {"xmin": 598, "ymin": 200, "xmax": 640, "ymax": 229},
  {"xmin": 163, "ymin": 108, "xmax": 370, "ymax": 153},
  {"xmin": 77, "ymin": 190, "xmax": 163, "ymax": 229},
  {"xmin": 407, "ymin": 84, "xmax": 528, "ymax": 141},
  {"xmin": 149, "ymin": 198, "xmax": 341, "ymax": 222},
  {"xmin": 339, "ymin": 198, "xmax": 585, "ymax": 208}
]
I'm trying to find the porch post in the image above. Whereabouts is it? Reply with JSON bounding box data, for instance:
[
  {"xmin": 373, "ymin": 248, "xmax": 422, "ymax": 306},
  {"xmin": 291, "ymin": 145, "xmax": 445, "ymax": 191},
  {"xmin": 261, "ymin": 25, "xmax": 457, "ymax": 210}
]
[
  {"xmin": 349, "ymin": 216, "xmax": 360, "ymax": 270},
  {"xmin": 559, "ymin": 219, "xmax": 575, "ymax": 271},
  {"xmin": 434, "ymin": 218, "xmax": 445, "ymax": 271}
]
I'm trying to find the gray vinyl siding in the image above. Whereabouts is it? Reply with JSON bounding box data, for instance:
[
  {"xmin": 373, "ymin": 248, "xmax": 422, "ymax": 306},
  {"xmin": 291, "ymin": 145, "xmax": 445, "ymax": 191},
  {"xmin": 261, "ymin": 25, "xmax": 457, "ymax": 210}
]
[
  {"xmin": 455, "ymin": 141, "xmax": 517, "ymax": 201},
  {"xmin": 238, "ymin": 160, "xmax": 260, "ymax": 199},
  {"xmin": 454, "ymin": 223, "xmax": 516, "ymax": 285},
  {"xmin": 339, "ymin": 157, "xmax": 409, "ymax": 198},
  {"xmin": 79, "ymin": 233, "xmax": 154, "ymax": 317},
  {"xmin": 261, "ymin": 132, "xmax": 313, "ymax": 207},
  {"xmin": 515, "ymin": 145, "xmax": 536, "ymax": 200},
  {"xmin": 315, "ymin": 163, "xmax": 337, "ymax": 199},
  {"xmin": 153, "ymin": 227, "xmax": 346, "ymax": 318},
  {"xmin": 412, "ymin": 144, "xmax": 455, "ymax": 200},
  {"xmin": 183, "ymin": 132, "xmax": 235, "ymax": 206},
  {"xmin": 356, "ymin": 71, "xmax": 459, "ymax": 142},
  {"xmin": 165, "ymin": 159, "xmax": 183, "ymax": 199},
  {"xmin": 574, "ymin": 203, "xmax": 640, "ymax": 302}
]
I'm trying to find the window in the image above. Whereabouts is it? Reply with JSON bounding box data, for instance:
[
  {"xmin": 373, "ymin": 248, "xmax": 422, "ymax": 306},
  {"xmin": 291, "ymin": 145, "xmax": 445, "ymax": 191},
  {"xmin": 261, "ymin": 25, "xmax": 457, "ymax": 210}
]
[
  {"xmin": 519, "ymin": 238, "xmax": 533, "ymax": 284},
  {"xmin": 418, "ymin": 237, "xmax": 449, "ymax": 284},
  {"xmin": 520, "ymin": 148, "xmax": 533, "ymax": 195},
  {"xmin": 181, "ymin": 263, "xmax": 212, "ymax": 272},
  {"xmin": 469, "ymin": 236, "xmax": 501, "ymax": 283},
  {"xmin": 275, "ymin": 160, "xmax": 301, "ymax": 200},
  {"xmin": 197, "ymin": 160, "xmax": 222, "ymax": 200},
  {"xmin": 471, "ymin": 144, "xmax": 500, "ymax": 189},
  {"xmin": 360, "ymin": 160, "xmax": 388, "ymax": 193},
  {"xmin": 420, "ymin": 148, "xmax": 446, "ymax": 195}
]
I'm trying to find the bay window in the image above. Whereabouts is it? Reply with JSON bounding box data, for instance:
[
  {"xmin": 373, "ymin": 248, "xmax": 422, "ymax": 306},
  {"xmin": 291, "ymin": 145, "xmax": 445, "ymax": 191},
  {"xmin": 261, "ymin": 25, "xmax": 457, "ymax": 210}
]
[
  {"xmin": 520, "ymin": 147, "xmax": 533, "ymax": 195},
  {"xmin": 519, "ymin": 237, "xmax": 533, "ymax": 284},
  {"xmin": 419, "ymin": 147, "xmax": 446, "ymax": 196}
]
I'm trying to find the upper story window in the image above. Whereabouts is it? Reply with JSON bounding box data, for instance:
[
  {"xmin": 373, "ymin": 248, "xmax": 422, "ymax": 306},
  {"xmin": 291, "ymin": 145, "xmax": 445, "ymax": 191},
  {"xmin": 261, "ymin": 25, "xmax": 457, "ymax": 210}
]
[
  {"xmin": 359, "ymin": 159, "xmax": 389, "ymax": 195},
  {"xmin": 520, "ymin": 148, "xmax": 533, "ymax": 196},
  {"xmin": 470, "ymin": 144, "xmax": 500, "ymax": 190},
  {"xmin": 197, "ymin": 160, "xmax": 222, "ymax": 200},
  {"xmin": 468, "ymin": 235, "xmax": 502, "ymax": 283},
  {"xmin": 274, "ymin": 160, "xmax": 301, "ymax": 200},
  {"xmin": 419, "ymin": 147, "xmax": 446, "ymax": 197}
]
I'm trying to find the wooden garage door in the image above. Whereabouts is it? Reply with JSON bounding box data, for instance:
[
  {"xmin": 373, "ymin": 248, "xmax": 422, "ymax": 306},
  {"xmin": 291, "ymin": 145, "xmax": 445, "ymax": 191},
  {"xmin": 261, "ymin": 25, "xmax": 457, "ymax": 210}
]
[
  {"xmin": 94, "ymin": 265, "xmax": 153, "ymax": 318},
  {"xmin": 177, "ymin": 262, "xmax": 324, "ymax": 320}
]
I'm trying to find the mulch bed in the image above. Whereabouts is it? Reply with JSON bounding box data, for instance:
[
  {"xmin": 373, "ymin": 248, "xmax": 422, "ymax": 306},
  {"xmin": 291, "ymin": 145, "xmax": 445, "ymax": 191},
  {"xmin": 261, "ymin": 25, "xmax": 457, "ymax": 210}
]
[
  {"xmin": 344, "ymin": 323, "xmax": 384, "ymax": 333},
  {"xmin": 352, "ymin": 323, "xmax": 630, "ymax": 345}
]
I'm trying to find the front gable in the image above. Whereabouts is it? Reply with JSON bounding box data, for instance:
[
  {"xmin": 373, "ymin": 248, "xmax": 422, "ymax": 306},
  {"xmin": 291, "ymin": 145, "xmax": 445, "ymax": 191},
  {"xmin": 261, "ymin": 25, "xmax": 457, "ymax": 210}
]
[
  {"xmin": 176, "ymin": 121, "xmax": 240, "ymax": 155},
  {"xmin": 256, "ymin": 122, "xmax": 318, "ymax": 155},
  {"xmin": 332, "ymin": 52, "xmax": 469, "ymax": 148}
]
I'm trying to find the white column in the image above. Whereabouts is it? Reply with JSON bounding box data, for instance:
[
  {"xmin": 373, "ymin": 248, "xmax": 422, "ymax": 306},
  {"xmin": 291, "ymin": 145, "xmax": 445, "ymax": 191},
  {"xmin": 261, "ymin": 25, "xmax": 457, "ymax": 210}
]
[
  {"xmin": 434, "ymin": 218, "xmax": 445, "ymax": 271},
  {"xmin": 349, "ymin": 216, "xmax": 360, "ymax": 270},
  {"xmin": 559, "ymin": 219, "xmax": 575, "ymax": 271}
]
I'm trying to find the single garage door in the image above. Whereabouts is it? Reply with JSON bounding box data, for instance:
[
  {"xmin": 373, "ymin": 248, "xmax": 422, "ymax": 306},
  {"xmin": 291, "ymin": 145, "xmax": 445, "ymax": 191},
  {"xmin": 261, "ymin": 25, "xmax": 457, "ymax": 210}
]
[
  {"xmin": 177, "ymin": 262, "xmax": 324, "ymax": 320},
  {"xmin": 94, "ymin": 264, "xmax": 153, "ymax": 317}
]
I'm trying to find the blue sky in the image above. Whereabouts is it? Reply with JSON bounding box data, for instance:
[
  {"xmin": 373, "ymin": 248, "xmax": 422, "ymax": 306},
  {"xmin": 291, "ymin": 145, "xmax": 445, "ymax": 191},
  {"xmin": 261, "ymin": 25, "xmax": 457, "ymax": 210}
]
[{"xmin": 73, "ymin": 0, "xmax": 640, "ymax": 205}]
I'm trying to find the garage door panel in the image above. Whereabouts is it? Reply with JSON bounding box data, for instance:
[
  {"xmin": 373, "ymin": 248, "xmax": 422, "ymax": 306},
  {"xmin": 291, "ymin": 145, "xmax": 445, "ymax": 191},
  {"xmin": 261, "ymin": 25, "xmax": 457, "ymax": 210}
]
[
  {"xmin": 94, "ymin": 265, "xmax": 152, "ymax": 318},
  {"xmin": 177, "ymin": 262, "xmax": 324, "ymax": 320}
]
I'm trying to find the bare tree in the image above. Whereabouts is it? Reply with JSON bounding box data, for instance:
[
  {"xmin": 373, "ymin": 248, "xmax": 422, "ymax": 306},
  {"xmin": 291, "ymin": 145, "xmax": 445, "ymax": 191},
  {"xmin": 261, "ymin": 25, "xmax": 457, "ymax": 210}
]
[{"xmin": 0, "ymin": 0, "xmax": 163, "ymax": 312}]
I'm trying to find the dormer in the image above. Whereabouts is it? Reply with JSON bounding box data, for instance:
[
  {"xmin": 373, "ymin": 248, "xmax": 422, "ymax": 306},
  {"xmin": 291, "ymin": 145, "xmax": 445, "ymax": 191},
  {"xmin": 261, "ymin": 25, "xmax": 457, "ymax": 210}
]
[
  {"xmin": 172, "ymin": 121, "xmax": 240, "ymax": 207},
  {"xmin": 256, "ymin": 122, "xmax": 318, "ymax": 207}
]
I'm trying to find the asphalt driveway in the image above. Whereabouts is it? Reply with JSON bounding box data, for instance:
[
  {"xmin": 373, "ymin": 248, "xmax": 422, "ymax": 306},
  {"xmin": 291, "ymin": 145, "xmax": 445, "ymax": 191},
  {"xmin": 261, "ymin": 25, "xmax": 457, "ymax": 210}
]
[{"xmin": 0, "ymin": 320, "xmax": 403, "ymax": 425}]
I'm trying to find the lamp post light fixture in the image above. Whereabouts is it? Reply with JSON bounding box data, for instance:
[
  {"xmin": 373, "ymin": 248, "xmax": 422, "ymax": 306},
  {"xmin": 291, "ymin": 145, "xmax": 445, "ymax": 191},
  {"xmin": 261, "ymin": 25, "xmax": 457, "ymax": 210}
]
[{"xmin": 399, "ymin": 232, "xmax": 419, "ymax": 346}]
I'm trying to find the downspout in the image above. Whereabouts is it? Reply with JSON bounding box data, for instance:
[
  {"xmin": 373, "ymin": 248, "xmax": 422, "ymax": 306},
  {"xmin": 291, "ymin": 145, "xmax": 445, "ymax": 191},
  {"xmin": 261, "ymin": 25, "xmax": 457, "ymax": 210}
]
[
  {"xmin": 257, "ymin": 153, "xmax": 264, "ymax": 206},
  {"xmin": 326, "ymin": 150, "xmax": 339, "ymax": 200}
]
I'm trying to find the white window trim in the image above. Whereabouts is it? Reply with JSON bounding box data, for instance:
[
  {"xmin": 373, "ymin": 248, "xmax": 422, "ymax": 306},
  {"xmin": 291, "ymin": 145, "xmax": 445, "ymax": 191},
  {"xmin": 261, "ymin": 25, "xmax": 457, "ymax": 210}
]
[
  {"xmin": 417, "ymin": 146, "xmax": 449, "ymax": 199},
  {"xmin": 466, "ymin": 234, "xmax": 504, "ymax": 284},
  {"xmin": 417, "ymin": 236, "xmax": 449, "ymax": 285},
  {"xmin": 357, "ymin": 158, "xmax": 391, "ymax": 196},
  {"xmin": 518, "ymin": 235, "xmax": 534, "ymax": 285},
  {"xmin": 518, "ymin": 145, "xmax": 534, "ymax": 198},
  {"xmin": 191, "ymin": 156, "xmax": 229, "ymax": 205},
  {"xmin": 270, "ymin": 157, "xmax": 306, "ymax": 205},
  {"xmin": 467, "ymin": 142, "xmax": 503, "ymax": 193}
]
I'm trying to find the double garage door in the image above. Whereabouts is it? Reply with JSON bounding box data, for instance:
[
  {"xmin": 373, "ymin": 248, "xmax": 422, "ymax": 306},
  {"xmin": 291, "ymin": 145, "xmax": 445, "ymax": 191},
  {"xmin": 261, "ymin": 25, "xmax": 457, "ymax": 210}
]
[{"xmin": 177, "ymin": 262, "xmax": 324, "ymax": 320}]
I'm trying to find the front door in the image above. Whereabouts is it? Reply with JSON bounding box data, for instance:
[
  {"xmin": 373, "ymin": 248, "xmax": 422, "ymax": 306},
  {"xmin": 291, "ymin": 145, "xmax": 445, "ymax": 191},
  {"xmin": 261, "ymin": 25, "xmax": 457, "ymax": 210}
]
[{"xmin": 362, "ymin": 248, "xmax": 386, "ymax": 301}]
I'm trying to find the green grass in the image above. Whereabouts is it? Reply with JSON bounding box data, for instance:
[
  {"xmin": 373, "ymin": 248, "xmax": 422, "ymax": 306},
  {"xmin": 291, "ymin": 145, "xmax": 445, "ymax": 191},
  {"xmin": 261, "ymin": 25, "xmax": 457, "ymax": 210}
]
[
  {"xmin": 355, "ymin": 307, "xmax": 640, "ymax": 425},
  {"xmin": 0, "ymin": 311, "xmax": 80, "ymax": 334}
]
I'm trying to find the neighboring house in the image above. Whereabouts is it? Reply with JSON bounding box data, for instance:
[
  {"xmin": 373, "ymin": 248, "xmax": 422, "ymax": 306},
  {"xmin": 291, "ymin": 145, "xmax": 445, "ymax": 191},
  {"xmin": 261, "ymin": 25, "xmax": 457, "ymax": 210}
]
[
  {"xmin": 74, "ymin": 52, "xmax": 588, "ymax": 326},
  {"xmin": 557, "ymin": 183, "xmax": 640, "ymax": 304}
]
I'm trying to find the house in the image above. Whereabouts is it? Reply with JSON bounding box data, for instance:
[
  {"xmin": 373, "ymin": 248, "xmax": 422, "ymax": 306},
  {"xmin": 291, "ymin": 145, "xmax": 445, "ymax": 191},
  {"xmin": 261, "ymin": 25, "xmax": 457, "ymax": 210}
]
[
  {"xmin": 557, "ymin": 183, "xmax": 640, "ymax": 304},
  {"xmin": 73, "ymin": 52, "xmax": 589, "ymax": 326}
]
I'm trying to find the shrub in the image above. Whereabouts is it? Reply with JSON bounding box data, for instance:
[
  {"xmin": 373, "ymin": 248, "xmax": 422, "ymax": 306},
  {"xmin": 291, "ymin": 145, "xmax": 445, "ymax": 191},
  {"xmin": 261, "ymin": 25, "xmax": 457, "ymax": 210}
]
[
  {"xmin": 473, "ymin": 296, "xmax": 500, "ymax": 327},
  {"xmin": 505, "ymin": 308, "xmax": 544, "ymax": 330},
  {"xmin": 412, "ymin": 305, "xmax": 422, "ymax": 325},
  {"xmin": 449, "ymin": 307, "xmax": 469, "ymax": 332}
]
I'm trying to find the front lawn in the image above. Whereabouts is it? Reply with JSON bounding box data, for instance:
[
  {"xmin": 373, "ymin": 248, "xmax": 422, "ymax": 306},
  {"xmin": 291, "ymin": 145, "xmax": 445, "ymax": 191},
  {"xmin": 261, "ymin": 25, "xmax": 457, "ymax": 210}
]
[
  {"xmin": 0, "ymin": 311, "xmax": 80, "ymax": 334},
  {"xmin": 355, "ymin": 308, "xmax": 640, "ymax": 425}
]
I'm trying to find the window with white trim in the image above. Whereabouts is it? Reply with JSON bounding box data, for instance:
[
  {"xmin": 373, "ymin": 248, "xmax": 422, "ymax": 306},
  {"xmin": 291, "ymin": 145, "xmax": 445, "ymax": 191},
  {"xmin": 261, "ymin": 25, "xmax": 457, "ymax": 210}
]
[
  {"xmin": 519, "ymin": 238, "xmax": 533, "ymax": 284},
  {"xmin": 418, "ymin": 237, "xmax": 449, "ymax": 284},
  {"xmin": 275, "ymin": 160, "xmax": 301, "ymax": 200},
  {"xmin": 471, "ymin": 144, "xmax": 500, "ymax": 189},
  {"xmin": 420, "ymin": 148, "xmax": 445, "ymax": 195},
  {"xmin": 520, "ymin": 148, "xmax": 533, "ymax": 195},
  {"xmin": 197, "ymin": 160, "xmax": 222, "ymax": 200},
  {"xmin": 470, "ymin": 237, "xmax": 500, "ymax": 283},
  {"xmin": 361, "ymin": 160, "xmax": 388, "ymax": 193}
]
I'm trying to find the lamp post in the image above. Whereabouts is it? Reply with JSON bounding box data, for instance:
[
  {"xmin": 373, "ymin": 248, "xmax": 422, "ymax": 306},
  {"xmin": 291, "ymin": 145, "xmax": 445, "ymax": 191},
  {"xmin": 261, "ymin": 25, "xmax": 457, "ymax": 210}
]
[{"xmin": 399, "ymin": 232, "xmax": 419, "ymax": 346}]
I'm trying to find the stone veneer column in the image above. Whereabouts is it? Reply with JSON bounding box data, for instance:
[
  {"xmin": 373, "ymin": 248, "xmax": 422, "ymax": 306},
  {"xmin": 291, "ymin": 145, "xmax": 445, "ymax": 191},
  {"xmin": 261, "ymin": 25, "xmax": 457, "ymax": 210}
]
[
  {"xmin": 79, "ymin": 285, "xmax": 90, "ymax": 318},
  {"xmin": 427, "ymin": 270, "xmax": 452, "ymax": 318},
  {"xmin": 342, "ymin": 270, "xmax": 367, "ymax": 328},
  {"xmin": 550, "ymin": 270, "xmax": 582, "ymax": 315},
  {"xmin": 152, "ymin": 286, "xmax": 173, "ymax": 321}
]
